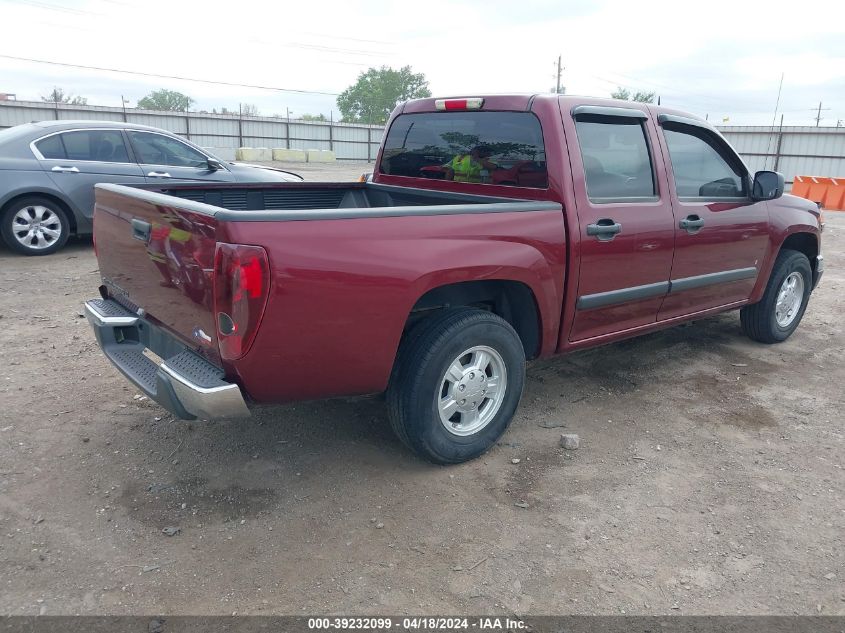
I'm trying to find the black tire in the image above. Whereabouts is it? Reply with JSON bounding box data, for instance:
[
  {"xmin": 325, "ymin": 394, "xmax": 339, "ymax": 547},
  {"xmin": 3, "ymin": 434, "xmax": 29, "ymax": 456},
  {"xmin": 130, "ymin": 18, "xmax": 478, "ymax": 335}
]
[
  {"xmin": 740, "ymin": 249, "xmax": 812, "ymax": 343},
  {"xmin": 387, "ymin": 308, "xmax": 525, "ymax": 464},
  {"xmin": 1, "ymin": 196, "xmax": 70, "ymax": 256}
]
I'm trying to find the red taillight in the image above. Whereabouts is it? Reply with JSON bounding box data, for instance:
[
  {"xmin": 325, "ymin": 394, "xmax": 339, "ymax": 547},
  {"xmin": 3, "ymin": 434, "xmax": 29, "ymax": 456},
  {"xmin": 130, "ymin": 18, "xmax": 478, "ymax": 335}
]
[{"xmin": 213, "ymin": 243, "xmax": 270, "ymax": 361}]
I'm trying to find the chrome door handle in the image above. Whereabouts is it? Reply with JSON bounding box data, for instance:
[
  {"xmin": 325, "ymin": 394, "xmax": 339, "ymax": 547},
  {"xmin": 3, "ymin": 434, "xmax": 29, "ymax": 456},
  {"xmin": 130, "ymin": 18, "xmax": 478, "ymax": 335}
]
[
  {"xmin": 147, "ymin": 171, "xmax": 171, "ymax": 178},
  {"xmin": 51, "ymin": 165, "xmax": 79, "ymax": 173}
]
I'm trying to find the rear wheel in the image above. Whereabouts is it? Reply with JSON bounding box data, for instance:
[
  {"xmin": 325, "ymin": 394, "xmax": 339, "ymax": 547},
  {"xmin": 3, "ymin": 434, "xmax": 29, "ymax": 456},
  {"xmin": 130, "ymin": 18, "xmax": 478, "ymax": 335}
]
[
  {"xmin": 740, "ymin": 249, "xmax": 812, "ymax": 343},
  {"xmin": 387, "ymin": 308, "xmax": 525, "ymax": 464},
  {"xmin": 1, "ymin": 196, "xmax": 70, "ymax": 255}
]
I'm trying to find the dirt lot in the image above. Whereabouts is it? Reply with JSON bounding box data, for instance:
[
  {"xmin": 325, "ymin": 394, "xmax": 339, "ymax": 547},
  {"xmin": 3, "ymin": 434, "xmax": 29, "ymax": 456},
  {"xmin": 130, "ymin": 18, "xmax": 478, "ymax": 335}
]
[{"xmin": 0, "ymin": 164, "xmax": 842, "ymax": 616}]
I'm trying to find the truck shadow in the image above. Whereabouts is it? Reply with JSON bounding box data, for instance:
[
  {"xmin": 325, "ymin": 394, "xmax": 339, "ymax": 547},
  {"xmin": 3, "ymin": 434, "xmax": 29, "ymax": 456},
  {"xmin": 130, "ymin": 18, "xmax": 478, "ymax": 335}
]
[{"xmin": 111, "ymin": 311, "xmax": 772, "ymax": 529}]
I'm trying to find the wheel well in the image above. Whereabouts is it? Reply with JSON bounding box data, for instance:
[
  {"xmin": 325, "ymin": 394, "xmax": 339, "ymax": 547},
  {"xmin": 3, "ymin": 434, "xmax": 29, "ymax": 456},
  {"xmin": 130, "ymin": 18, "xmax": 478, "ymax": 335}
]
[
  {"xmin": 781, "ymin": 233, "xmax": 818, "ymax": 273},
  {"xmin": 1, "ymin": 192, "xmax": 77, "ymax": 234},
  {"xmin": 407, "ymin": 280, "xmax": 542, "ymax": 359}
]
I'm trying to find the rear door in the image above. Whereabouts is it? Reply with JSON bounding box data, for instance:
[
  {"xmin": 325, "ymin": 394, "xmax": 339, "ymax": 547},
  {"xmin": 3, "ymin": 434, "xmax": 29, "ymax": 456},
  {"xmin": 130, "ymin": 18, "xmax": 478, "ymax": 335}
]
[
  {"xmin": 126, "ymin": 130, "xmax": 235, "ymax": 183},
  {"xmin": 33, "ymin": 129, "xmax": 145, "ymax": 221},
  {"xmin": 565, "ymin": 105, "xmax": 676, "ymax": 341},
  {"xmin": 655, "ymin": 115, "xmax": 769, "ymax": 320}
]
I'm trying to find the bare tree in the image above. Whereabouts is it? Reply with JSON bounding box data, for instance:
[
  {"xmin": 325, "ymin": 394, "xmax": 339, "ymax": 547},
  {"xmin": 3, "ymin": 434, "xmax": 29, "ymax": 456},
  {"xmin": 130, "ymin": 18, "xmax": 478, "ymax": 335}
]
[
  {"xmin": 611, "ymin": 87, "xmax": 656, "ymax": 103},
  {"xmin": 41, "ymin": 87, "xmax": 87, "ymax": 105}
]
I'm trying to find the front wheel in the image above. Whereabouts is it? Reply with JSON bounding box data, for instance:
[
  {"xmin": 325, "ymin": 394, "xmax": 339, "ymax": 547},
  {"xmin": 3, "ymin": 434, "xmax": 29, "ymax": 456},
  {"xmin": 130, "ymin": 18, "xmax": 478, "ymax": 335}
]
[
  {"xmin": 1, "ymin": 196, "xmax": 70, "ymax": 255},
  {"xmin": 387, "ymin": 308, "xmax": 526, "ymax": 464},
  {"xmin": 740, "ymin": 249, "xmax": 812, "ymax": 343}
]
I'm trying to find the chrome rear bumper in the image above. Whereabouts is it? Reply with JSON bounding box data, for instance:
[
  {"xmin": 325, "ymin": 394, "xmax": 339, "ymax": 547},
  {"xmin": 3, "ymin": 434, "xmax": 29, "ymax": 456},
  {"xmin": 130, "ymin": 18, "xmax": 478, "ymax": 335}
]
[{"xmin": 84, "ymin": 299, "xmax": 249, "ymax": 420}]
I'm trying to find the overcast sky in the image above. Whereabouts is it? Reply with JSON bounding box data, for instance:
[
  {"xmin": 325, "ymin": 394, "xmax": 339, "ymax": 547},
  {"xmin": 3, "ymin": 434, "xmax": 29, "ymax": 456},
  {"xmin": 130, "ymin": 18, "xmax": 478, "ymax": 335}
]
[{"xmin": 1, "ymin": 0, "xmax": 843, "ymax": 126}]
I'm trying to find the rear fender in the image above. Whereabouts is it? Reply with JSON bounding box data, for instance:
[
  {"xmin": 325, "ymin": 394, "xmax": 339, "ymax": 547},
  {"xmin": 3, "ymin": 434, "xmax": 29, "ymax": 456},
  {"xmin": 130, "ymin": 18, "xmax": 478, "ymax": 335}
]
[{"xmin": 404, "ymin": 241, "xmax": 562, "ymax": 358}]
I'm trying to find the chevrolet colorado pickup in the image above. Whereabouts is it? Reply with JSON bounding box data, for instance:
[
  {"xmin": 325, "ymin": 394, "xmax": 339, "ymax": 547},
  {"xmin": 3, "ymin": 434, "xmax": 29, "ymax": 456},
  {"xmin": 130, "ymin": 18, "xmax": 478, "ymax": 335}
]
[{"xmin": 85, "ymin": 95, "xmax": 824, "ymax": 464}]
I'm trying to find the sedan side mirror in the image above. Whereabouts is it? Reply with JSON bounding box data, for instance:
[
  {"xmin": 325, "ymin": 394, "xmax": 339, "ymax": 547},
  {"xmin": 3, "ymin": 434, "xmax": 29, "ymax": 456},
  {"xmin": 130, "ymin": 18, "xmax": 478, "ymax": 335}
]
[
  {"xmin": 207, "ymin": 158, "xmax": 224, "ymax": 171},
  {"xmin": 752, "ymin": 170, "xmax": 784, "ymax": 201}
]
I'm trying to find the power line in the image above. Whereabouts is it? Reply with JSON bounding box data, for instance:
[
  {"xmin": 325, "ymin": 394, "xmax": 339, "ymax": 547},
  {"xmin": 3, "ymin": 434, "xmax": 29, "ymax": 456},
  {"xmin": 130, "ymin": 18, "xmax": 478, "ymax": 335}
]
[
  {"xmin": 3, "ymin": 0, "xmax": 394, "ymax": 57},
  {"xmin": 2, "ymin": 0, "xmax": 107, "ymax": 16},
  {"xmin": 0, "ymin": 53, "xmax": 341, "ymax": 96}
]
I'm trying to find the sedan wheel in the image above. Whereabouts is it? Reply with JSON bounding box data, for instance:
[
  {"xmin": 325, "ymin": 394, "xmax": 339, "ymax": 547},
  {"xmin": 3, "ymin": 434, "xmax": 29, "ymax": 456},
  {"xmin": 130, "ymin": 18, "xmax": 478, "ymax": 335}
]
[{"xmin": 1, "ymin": 197, "xmax": 70, "ymax": 255}]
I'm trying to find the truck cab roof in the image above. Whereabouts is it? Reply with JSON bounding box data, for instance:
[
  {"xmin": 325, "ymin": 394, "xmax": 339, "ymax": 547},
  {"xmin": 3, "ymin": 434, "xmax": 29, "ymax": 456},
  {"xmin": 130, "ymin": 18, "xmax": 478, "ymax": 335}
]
[{"xmin": 398, "ymin": 93, "xmax": 712, "ymax": 129}]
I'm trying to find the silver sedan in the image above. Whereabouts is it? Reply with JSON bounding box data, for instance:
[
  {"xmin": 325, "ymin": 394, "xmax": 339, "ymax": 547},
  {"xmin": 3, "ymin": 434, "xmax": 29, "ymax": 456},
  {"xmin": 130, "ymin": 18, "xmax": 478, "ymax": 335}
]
[{"xmin": 0, "ymin": 120, "xmax": 301, "ymax": 255}]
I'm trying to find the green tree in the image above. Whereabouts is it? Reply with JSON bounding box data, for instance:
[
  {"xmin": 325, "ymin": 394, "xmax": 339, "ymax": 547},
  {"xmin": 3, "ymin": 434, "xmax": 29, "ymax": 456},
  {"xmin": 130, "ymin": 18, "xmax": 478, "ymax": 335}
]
[
  {"xmin": 137, "ymin": 89, "xmax": 194, "ymax": 111},
  {"xmin": 337, "ymin": 66, "xmax": 431, "ymax": 124},
  {"xmin": 41, "ymin": 87, "xmax": 87, "ymax": 105},
  {"xmin": 300, "ymin": 113, "xmax": 327, "ymax": 121},
  {"xmin": 611, "ymin": 87, "xmax": 656, "ymax": 103}
]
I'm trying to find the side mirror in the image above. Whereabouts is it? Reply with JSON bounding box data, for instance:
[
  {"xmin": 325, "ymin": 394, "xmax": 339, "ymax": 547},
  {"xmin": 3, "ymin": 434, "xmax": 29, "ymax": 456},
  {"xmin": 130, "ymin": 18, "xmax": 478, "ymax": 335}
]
[
  {"xmin": 752, "ymin": 170, "xmax": 784, "ymax": 201},
  {"xmin": 206, "ymin": 158, "xmax": 224, "ymax": 171}
]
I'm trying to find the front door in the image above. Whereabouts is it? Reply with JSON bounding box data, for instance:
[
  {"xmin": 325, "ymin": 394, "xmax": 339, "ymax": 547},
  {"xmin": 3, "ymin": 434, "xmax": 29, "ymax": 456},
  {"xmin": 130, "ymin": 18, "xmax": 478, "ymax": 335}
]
[
  {"xmin": 34, "ymin": 128, "xmax": 146, "ymax": 223},
  {"xmin": 565, "ymin": 105, "xmax": 676, "ymax": 341},
  {"xmin": 655, "ymin": 115, "xmax": 769, "ymax": 320},
  {"xmin": 126, "ymin": 130, "xmax": 235, "ymax": 184}
]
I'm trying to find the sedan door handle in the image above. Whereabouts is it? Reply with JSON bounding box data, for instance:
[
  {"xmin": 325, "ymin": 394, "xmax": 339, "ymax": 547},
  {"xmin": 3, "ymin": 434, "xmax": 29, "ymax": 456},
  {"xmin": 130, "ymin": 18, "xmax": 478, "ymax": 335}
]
[
  {"xmin": 147, "ymin": 171, "xmax": 171, "ymax": 178},
  {"xmin": 586, "ymin": 218, "xmax": 622, "ymax": 241},
  {"xmin": 679, "ymin": 214, "xmax": 705, "ymax": 233},
  {"xmin": 51, "ymin": 165, "xmax": 79, "ymax": 173}
]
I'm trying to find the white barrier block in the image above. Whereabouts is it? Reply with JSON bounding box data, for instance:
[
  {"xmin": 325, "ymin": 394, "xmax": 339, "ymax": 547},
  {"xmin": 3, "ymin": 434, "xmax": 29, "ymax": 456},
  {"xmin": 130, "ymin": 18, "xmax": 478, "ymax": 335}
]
[
  {"xmin": 272, "ymin": 148, "xmax": 308, "ymax": 162},
  {"xmin": 306, "ymin": 150, "xmax": 336, "ymax": 163},
  {"xmin": 235, "ymin": 147, "xmax": 272, "ymax": 161}
]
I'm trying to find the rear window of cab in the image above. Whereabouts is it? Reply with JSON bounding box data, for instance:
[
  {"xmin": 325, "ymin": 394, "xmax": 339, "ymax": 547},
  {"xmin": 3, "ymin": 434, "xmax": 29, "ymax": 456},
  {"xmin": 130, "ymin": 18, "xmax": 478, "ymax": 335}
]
[{"xmin": 379, "ymin": 112, "xmax": 548, "ymax": 189}]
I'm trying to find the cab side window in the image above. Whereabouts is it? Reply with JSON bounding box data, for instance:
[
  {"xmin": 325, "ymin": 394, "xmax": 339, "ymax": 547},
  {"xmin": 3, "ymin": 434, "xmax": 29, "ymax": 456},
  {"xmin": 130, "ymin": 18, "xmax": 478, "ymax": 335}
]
[
  {"xmin": 574, "ymin": 115, "xmax": 656, "ymax": 202},
  {"xmin": 663, "ymin": 125, "xmax": 747, "ymax": 199}
]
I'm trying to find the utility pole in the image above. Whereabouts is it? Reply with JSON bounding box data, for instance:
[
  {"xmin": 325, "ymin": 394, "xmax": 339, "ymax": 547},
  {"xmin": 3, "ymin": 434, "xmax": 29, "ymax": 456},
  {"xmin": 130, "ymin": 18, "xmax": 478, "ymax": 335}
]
[
  {"xmin": 812, "ymin": 101, "xmax": 830, "ymax": 127},
  {"xmin": 554, "ymin": 55, "xmax": 564, "ymax": 94},
  {"xmin": 556, "ymin": 55, "xmax": 562, "ymax": 94},
  {"xmin": 773, "ymin": 113, "xmax": 785, "ymax": 172}
]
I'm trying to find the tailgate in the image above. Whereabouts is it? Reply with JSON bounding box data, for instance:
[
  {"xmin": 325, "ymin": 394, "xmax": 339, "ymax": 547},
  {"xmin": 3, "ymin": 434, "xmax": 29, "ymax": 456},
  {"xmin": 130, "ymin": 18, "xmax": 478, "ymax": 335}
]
[{"xmin": 93, "ymin": 184, "xmax": 223, "ymax": 363}]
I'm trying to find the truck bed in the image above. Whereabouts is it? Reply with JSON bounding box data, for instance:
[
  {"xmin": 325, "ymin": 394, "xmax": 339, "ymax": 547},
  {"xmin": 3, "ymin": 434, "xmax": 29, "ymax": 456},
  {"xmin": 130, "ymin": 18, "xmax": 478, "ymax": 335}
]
[
  {"xmin": 150, "ymin": 181, "xmax": 551, "ymax": 219},
  {"xmin": 92, "ymin": 180, "xmax": 565, "ymax": 407}
]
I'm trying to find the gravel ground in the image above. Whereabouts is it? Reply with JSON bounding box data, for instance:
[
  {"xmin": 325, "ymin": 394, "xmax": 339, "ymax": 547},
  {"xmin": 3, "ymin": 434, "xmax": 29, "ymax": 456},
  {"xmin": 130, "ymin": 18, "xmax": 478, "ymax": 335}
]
[{"xmin": 0, "ymin": 165, "xmax": 842, "ymax": 616}]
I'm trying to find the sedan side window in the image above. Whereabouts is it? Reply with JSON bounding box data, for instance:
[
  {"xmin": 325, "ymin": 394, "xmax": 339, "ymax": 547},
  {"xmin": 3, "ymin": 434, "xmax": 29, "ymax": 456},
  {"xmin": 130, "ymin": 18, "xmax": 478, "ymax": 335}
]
[
  {"xmin": 663, "ymin": 126, "xmax": 747, "ymax": 199},
  {"xmin": 35, "ymin": 130, "xmax": 130, "ymax": 162},
  {"xmin": 34, "ymin": 134, "xmax": 66, "ymax": 159},
  {"xmin": 60, "ymin": 130, "xmax": 130, "ymax": 163},
  {"xmin": 127, "ymin": 131, "xmax": 208, "ymax": 167}
]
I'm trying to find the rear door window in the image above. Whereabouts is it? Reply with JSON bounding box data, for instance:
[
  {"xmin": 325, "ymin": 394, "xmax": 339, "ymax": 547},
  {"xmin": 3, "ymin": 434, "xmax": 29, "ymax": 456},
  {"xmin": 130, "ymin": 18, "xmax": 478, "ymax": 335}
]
[
  {"xmin": 379, "ymin": 112, "xmax": 548, "ymax": 188},
  {"xmin": 574, "ymin": 116, "xmax": 657, "ymax": 202},
  {"xmin": 58, "ymin": 130, "xmax": 131, "ymax": 163},
  {"xmin": 34, "ymin": 134, "xmax": 66, "ymax": 159}
]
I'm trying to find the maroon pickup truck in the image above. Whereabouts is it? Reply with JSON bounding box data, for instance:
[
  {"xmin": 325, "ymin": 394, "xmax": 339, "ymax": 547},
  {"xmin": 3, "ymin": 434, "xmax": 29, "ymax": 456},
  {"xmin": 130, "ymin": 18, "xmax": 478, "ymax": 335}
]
[{"xmin": 85, "ymin": 95, "xmax": 824, "ymax": 464}]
